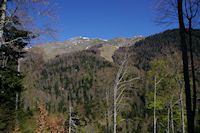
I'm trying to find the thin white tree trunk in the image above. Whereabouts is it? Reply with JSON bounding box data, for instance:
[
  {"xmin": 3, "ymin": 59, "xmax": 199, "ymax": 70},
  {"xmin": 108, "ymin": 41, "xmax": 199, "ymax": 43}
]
[
  {"xmin": 16, "ymin": 58, "xmax": 21, "ymax": 121},
  {"xmin": 180, "ymin": 87, "xmax": 185, "ymax": 133},
  {"xmin": 177, "ymin": 73, "xmax": 185, "ymax": 133},
  {"xmin": 154, "ymin": 76, "xmax": 157, "ymax": 133},
  {"xmin": 113, "ymin": 58, "xmax": 126, "ymax": 133},
  {"xmin": 0, "ymin": 0, "xmax": 7, "ymax": 47},
  {"xmin": 69, "ymin": 97, "xmax": 72, "ymax": 133},
  {"xmin": 15, "ymin": 93, "xmax": 18, "ymax": 111},
  {"xmin": 113, "ymin": 59, "xmax": 125, "ymax": 133},
  {"xmin": 113, "ymin": 86, "xmax": 117, "ymax": 133},
  {"xmin": 167, "ymin": 108, "xmax": 170, "ymax": 133},
  {"xmin": 170, "ymin": 98, "xmax": 175, "ymax": 133},
  {"xmin": 112, "ymin": 57, "xmax": 138, "ymax": 133}
]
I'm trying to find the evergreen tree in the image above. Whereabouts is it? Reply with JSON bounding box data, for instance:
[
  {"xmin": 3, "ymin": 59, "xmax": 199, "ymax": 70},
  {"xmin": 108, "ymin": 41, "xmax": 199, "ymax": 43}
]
[{"xmin": 0, "ymin": 15, "xmax": 33, "ymax": 131}]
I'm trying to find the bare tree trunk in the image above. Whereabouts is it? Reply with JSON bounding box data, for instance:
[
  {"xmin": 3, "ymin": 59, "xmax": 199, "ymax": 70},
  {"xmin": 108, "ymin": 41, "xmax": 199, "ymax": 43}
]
[
  {"xmin": 167, "ymin": 108, "xmax": 170, "ymax": 133},
  {"xmin": 180, "ymin": 86, "xmax": 185, "ymax": 133},
  {"xmin": 113, "ymin": 86, "xmax": 117, "ymax": 133},
  {"xmin": 113, "ymin": 59, "xmax": 126, "ymax": 133},
  {"xmin": 69, "ymin": 105, "xmax": 72, "ymax": 133},
  {"xmin": 69, "ymin": 95, "xmax": 72, "ymax": 133},
  {"xmin": 112, "ymin": 57, "xmax": 139, "ymax": 133},
  {"xmin": 0, "ymin": 0, "xmax": 7, "ymax": 47},
  {"xmin": 15, "ymin": 58, "xmax": 21, "ymax": 122},
  {"xmin": 113, "ymin": 58, "xmax": 127, "ymax": 133},
  {"xmin": 170, "ymin": 98, "xmax": 175, "ymax": 133},
  {"xmin": 176, "ymin": 71, "xmax": 185, "ymax": 133},
  {"xmin": 15, "ymin": 93, "xmax": 18, "ymax": 116},
  {"xmin": 177, "ymin": 0, "xmax": 193, "ymax": 132},
  {"xmin": 154, "ymin": 76, "xmax": 157, "ymax": 133}
]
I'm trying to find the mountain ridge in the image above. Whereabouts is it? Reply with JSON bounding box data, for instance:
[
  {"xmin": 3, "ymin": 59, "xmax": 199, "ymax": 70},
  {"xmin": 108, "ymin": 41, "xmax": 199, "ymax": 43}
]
[{"xmin": 32, "ymin": 36, "xmax": 144, "ymax": 60}]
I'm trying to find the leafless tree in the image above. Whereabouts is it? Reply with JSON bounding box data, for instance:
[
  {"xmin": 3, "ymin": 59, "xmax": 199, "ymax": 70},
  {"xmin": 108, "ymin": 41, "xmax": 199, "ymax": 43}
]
[
  {"xmin": 112, "ymin": 56, "xmax": 139, "ymax": 133},
  {"xmin": 68, "ymin": 100, "xmax": 78, "ymax": 133},
  {"xmin": 153, "ymin": 0, "xmax": 198, "ymax": 132},
  {"xmin": 60, "ymin": 88, "xmax": 78, "ymax": 133},
  {"xmin": 0, "ymin": 0, "xmax": 57, "ymax": 47}
]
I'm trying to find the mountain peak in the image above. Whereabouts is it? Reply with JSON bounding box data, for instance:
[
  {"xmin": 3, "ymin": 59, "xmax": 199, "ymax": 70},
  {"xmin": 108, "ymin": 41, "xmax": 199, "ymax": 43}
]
[{"xmin": 33, "ymin": 35, "xmax": 144, "ymax": 60}]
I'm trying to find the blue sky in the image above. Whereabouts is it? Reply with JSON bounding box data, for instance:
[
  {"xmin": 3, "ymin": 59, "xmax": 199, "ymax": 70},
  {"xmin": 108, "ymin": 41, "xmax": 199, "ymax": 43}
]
[{"xmin": 43, "ymin": 0, "xmax": 178, "ymax": 42}]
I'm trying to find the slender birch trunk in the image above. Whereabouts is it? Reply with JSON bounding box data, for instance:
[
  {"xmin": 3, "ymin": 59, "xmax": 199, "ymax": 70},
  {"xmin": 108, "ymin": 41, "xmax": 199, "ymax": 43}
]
[
  {"xmin": 170, "ymin": 99, "xmax": 174, "ymax": 133},
  {"xmin": 113, "ymin": 86, "xmax": 117, "ymax": 133},
  {"xmin": 167, "ymin": 108, "xmax": 170, "ymax": 133},
  {"xmin": 69, "ymin": 96, "xmax": 72, "ymax": 133},
  {"xmin": 69, "ymin": 107, "xmax": 72, "ymax": 133},
  {"xmin": 154, "ymin": 76, "xmax": 157, "ymax": 133},
  {"xmin": 15, "ymin": 93, "xmax": 18, "ymax": 113},
  {"xmin": 180, "ymin": 86, "xmax": 185, "ymax": 133},
  {"xmin": 177, "ymin": 72, "xmax": 185, "ymax": 133},
  {"xmin": 16, "ymin": 58, "xmax": 21, "ymax": 122},
  {"xmin": 0, "ymin": 0, "xmax": 7, "ymax": 47}
]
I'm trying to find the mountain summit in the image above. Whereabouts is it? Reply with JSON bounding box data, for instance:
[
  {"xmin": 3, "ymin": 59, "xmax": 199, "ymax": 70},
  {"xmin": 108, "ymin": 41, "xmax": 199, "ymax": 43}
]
[{"xmin": 33, "ymin": 36, "xmax": 144, "ymax": 60}]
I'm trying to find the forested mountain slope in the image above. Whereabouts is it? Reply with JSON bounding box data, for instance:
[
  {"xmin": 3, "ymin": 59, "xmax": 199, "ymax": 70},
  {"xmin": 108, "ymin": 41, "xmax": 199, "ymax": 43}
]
[
  {"xmin": 114, "ymin": 29, "xmax": 200, "ymax": 70},
  {"xmin": 20, "ymin": 29, "xmax": 200, "ymax": 132}
]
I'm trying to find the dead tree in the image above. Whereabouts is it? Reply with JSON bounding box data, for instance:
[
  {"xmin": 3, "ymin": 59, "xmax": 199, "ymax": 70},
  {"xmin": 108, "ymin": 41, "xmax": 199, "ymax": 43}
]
[
  {"xmin": 113, "ymin": 57, "xmax": 139, "ymax": 133},
  {"xmin": 66, "ymin": 89, "xmax": 78, "ymax": 133}
]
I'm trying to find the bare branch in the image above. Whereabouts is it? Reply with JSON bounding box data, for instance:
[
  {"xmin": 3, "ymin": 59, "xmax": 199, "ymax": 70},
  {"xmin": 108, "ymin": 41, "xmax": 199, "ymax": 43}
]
[
  {"xmin": 119, "ymin": 77, "xmax": 140, "ymax": 85},
  {"xmin": 156, "ymin": 77, "xmax": 164, "ymax": 85},
  {"xmin": 119, "ymin": 118, "xmax": 134, "ymax": 123},
  {"xmin": 172, "ymin": 98, "xmax": 182, "ymax": 107},
  {"xmin": 3, "ymin": 37, "xmax": 29, "ymax": 45},
  {"xmin": 117, "ymin": 84, "xmax": 126, "ymax": 91},
  {"xmin": 116, "ymin": 88, "xmax": 126, "ymax": 103}
]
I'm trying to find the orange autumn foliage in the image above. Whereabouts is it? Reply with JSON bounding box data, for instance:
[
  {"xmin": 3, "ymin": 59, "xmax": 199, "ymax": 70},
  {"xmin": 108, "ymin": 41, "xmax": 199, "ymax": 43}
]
[{"xmin": 36, "ymin": 102, "xmax": 66, "ymax": 133}]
